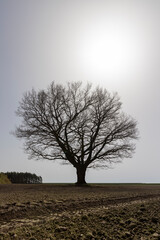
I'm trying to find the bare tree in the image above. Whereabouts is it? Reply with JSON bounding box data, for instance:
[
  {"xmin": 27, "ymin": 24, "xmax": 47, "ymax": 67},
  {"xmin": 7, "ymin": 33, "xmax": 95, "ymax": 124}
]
[{"xmin": 14, "ymin": 81, "xmax": 138, "ymax": 184}]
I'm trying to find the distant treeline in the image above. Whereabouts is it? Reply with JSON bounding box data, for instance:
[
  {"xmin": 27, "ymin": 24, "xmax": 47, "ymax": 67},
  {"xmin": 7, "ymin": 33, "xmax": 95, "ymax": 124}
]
[{"xmin": 5, "ymin": 172, "xmax": 42, "ymax": 184}]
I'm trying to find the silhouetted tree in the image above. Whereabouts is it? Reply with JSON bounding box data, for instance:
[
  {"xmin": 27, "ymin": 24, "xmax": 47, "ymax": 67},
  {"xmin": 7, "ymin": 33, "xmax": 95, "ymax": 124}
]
[{"xmin": 14, "ymin": 81, "xmax": 138, "ymax": 184}]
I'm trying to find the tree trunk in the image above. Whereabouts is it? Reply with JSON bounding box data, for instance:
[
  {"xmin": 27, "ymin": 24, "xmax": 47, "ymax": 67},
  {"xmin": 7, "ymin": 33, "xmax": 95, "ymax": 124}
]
[{"xmin": 76, "ymin": 166, "xmax": 87, "ymax": 185}]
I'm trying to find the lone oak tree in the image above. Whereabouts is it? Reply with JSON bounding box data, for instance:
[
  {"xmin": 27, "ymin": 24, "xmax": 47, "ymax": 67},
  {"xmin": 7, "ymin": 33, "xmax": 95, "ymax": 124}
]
[{"xmin": 15, "ymin": 82, "xmax": 138, "ymax": 185}]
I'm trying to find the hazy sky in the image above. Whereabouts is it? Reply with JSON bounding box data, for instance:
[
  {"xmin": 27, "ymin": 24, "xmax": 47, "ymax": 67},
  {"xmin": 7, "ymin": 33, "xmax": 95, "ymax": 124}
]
[{"xmin": 1, "ymin": 0, "xmax": 160, "ymax": 183}]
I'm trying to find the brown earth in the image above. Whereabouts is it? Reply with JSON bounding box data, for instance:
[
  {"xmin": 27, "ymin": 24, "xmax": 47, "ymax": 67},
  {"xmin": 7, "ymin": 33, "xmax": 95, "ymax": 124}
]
[{"xmin": 1, "ymin": 184, "xmax": 160, "ymax": 239}]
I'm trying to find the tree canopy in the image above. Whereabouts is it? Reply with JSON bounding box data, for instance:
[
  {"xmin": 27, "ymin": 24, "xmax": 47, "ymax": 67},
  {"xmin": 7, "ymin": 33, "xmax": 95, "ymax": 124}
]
[{"xmin": 15, "ymin": 81, "xmax": 138, "ymax": 184}]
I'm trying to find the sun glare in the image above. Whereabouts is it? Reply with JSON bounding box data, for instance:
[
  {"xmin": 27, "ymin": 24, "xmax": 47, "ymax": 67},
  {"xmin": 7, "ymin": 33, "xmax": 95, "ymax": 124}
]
[{"xmin": 78, "ymin": 25, "xmax": 139, "ymax": 82}]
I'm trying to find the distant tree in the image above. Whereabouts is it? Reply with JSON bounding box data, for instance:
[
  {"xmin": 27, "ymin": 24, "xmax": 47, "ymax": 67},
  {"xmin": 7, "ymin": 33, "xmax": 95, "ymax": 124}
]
[
  {"xmin": 6, "ymin": 172, "xmax": 42, "ymax": 184},
  {"xmin": 14, "ymin": 81, "xmax": 138, "ymax": 185}
]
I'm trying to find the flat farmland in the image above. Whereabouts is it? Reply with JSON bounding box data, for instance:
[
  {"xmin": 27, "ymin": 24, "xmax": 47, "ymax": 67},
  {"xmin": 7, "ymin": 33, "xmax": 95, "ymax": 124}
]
[{"xmin": 1, "ymin": 184, "xmax": 160, "ymax": 240}]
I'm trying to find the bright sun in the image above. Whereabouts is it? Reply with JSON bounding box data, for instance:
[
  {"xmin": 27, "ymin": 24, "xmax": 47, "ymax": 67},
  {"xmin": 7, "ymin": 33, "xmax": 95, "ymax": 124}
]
[{"xmin": 77, "ymin": 24, "xmax": 139, "ymax": 82}]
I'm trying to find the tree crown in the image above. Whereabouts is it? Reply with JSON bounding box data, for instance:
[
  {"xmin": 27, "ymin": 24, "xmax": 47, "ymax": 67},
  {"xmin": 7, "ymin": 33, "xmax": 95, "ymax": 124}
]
[{"xmin": 15, "ymin": 81, "xmax": 138, "ymax": 170}]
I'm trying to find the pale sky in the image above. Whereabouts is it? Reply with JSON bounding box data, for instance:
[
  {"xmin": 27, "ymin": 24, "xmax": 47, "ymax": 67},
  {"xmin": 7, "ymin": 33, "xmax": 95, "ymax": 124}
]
[{"xmin": 1, "ymin": 0, "xmax": 160, "ymax": 183}]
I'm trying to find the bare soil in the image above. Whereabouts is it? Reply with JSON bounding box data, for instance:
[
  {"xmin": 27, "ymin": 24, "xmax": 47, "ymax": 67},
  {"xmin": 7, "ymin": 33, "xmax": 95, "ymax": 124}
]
[{"xmin": 1, "ymin": 184, "xmax": 160, "ymax": 239}]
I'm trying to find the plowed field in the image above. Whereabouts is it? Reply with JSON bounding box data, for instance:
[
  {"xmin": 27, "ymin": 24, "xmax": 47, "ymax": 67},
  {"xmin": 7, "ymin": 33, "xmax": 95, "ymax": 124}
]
[{"xmin": 1, "ymin": 184, "xmax": 160, "ymax": 239}]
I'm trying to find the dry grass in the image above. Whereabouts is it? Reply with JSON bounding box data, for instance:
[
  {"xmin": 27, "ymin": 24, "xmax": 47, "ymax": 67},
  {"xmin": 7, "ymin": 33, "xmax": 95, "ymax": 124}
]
[{"xmin": 0, "ymin": 173, "xmax": 11, "ymax": 184}]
